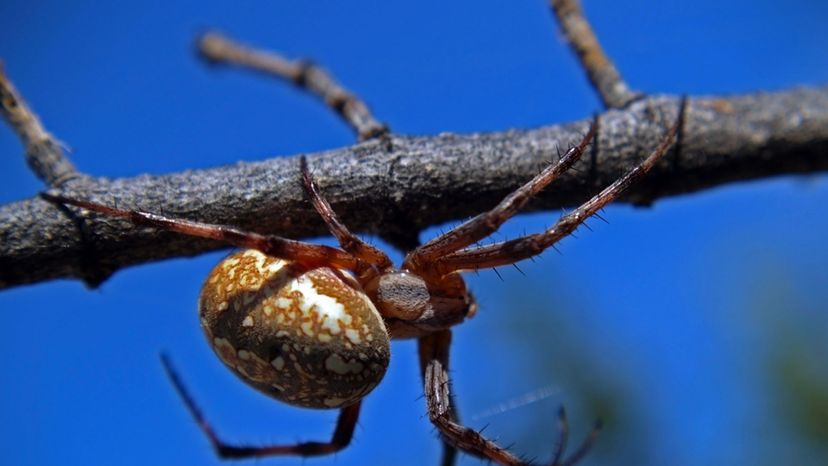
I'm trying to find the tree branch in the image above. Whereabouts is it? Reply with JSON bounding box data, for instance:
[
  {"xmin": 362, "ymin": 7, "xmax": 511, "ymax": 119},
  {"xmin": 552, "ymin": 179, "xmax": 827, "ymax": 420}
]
[
  {"xmin": 550, "ymin": 0, "xmax": 639, "ymax": 109},
  {"xmin": 1, "ymin": 87, "xmax": 827, "ymax": 289},
  {"xmin": 0, "ymin": 65, "xmax": 78, "ymax": 186},
  {"xmin": 198, "ymin": 32, "xmax": 388, "ymax": 141}
]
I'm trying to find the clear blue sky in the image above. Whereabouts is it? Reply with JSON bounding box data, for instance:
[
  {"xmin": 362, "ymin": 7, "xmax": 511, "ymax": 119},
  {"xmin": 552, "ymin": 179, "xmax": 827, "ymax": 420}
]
[{"xmin": 1, "ymin": 1, "xmax": 827, "ymax": 465}]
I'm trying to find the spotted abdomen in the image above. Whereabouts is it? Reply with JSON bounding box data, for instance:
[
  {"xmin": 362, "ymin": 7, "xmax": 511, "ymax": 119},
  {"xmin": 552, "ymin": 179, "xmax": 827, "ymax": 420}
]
[{"xmin": 199, "ymin": 250, "xmax": 390, "ymax": 409}]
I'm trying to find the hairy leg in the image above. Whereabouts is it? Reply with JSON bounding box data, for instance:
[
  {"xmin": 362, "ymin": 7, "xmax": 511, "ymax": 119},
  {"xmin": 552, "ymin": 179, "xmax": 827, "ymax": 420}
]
[
  {"xmin": 161, "ymin": 354, "xmax": 361, "ymax": 459},
  {"xmin": 404, "ymin": 119, "xmax": 596, "ymax": 272},
  {"xmin": 417, "ymin": 331, "xmax": 598, "ymax": 466}
]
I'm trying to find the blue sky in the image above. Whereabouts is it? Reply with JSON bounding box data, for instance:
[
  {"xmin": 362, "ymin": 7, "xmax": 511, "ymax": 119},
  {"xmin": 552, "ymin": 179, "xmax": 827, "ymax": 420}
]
[{"xmin": 1, "ymin": 1, "xmax": 827, "ymax": 465}]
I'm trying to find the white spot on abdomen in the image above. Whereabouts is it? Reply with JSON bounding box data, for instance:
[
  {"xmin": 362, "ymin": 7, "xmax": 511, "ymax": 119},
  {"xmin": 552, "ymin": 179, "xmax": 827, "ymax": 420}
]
[
  {"xmin": 345, "ymin": 329, "xmax": 362, "ymax": 344},
  {"xmin": 290, "ymin": 275, "xmax": 348, "ymax": 335},
  {"xmin": 325, "ymin": 353, "xmax": 364, "ymax": 375}
]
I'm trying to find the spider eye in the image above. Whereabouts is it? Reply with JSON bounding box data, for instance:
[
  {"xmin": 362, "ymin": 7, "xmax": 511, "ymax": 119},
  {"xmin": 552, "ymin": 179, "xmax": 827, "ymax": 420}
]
[{"xmin": 199, "ymin": 250, "xmax": 390, "ymax": 409}]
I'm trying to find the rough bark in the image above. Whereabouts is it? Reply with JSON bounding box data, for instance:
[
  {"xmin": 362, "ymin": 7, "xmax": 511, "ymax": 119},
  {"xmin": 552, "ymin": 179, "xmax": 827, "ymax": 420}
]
[{"xmin": 2, "ymin": 88, "xmax": 827, "ymax": 289}]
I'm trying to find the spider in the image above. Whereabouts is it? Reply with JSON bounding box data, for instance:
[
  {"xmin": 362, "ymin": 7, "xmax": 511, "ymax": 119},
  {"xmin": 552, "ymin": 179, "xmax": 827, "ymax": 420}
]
[{"xmin": 42, "ymin": 109, "xmax": 681, "ymax": 466}]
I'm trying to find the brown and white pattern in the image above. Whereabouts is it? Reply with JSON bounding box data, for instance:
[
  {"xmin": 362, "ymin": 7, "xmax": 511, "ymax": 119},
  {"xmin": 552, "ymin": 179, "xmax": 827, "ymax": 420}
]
[{"xmin": 199, "ymin": 249, "xmax": 390, "ymax": 409}]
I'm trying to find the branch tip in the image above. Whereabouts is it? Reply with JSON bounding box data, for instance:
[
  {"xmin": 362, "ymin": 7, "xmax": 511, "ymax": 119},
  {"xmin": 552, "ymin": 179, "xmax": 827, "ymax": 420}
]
[
  {"xmin": 550, "ymin": 0, "xmax": 639, "ymax": 109},
  {"xmin": 0, "ymin": 66, "xmax": 78, "ymax": 186},
  {"xmin": 196, "ymin": 31, "xmax": 388, "ymax": 141}
]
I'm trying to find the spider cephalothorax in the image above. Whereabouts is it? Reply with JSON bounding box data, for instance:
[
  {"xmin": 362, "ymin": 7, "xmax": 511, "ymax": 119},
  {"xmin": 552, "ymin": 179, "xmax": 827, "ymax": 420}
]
[{"xmin": 43, "ymin": 109, "xmax": 681, "ymax": 465}]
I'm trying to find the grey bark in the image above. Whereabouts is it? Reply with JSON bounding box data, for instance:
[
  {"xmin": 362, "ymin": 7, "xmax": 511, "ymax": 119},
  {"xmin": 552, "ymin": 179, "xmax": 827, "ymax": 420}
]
[{"xmin": 2, "ymin": 88, "xmax": 827, "ymax": 289}]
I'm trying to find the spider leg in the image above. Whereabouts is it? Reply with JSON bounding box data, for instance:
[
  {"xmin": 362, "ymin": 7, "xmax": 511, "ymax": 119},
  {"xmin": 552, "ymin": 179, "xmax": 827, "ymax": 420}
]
[
  {"xmin": 557, "ymin": 414, "xmax": 602, "ymax": 466},
  {"xmin": 160, "ymin": 353, "xmax": 361, "ymax": 459},
  {"xmin": 435, "ymin": 390, "xmax": 461, "ymax": 466},
  {"xmin": 403, "ymin": 118, "xmax": 597, "ymax": 272},
  {"xmin": 300, "ymin": 156, "xmax": 393, "ymax": 270},
  {"xmin": 40, "ymin": 192, "xmax": 361, "ymax": 271},
  {"xmin": 418, "ymin": 331, "xmax": 596, "ymax": 466},
  {"xmin": 418, "ymin": 330, "xmax": 521, "ymax": 465},
  {"xmin": 441, "ymin": 434, "xmax": 459, "ymax": 466},
  {"xmin": 551, "ymin": 407, "xmax": 569, "ymax": 465},
  {"xmin": 427, "ymin": 107, "xmax": 682, "ymax": 276}
]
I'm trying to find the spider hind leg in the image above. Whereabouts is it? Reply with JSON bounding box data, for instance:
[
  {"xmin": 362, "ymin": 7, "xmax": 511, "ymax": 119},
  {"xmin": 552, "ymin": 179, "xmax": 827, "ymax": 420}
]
[
  {"xmin": 160, "ymin": 353, "xmax": 362, "ymax": 459},
  {"xmin": 418, "ymin": 331, "xmax": 599, "ymax": 466}
]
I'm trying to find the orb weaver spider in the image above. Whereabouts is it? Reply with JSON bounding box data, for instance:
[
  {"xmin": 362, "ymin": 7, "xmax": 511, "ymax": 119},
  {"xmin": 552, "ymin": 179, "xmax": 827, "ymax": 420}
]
[{"xmin": 42, "ymin": 108, "xmax": 681, "ymax": 466}]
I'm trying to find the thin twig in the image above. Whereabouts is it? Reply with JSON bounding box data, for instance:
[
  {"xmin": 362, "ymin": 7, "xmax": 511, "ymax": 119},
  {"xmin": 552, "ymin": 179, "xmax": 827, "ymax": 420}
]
[
  {"xmin": 0, "ymin": 64, "xmax": 78, "ymax": 186},
  {"xmin": 198, "ymin": 32, "xmax": 388, "ymax": 141},
  {"xmin": 550, "ymin": 0, "xmax": 639, "ymax": 109}
]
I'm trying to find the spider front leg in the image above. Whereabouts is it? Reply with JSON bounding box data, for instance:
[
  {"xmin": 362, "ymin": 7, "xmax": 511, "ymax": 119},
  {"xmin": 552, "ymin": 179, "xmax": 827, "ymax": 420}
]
[
  {"xmin": 418, "ymin": 330, "xmax": 598, "ymax": 466},
  {"xmin": 403, "ymin": 118, "xmax": 597, "ymax": 272},
  {"xmin": 300, "ymin": 155, "xmax": 393, "ymax": 272},
  {"xmin": 161, "ymin": 354, "xmax": 361, "ymax": 459},
  {"xmin": 428, "ymin": 104, "xmax": 683, "ymax": 276}
]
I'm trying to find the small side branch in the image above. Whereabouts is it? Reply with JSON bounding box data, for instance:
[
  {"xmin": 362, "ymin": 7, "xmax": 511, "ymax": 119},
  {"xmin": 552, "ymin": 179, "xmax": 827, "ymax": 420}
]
[
  {"xmin": 198, "ymin": 32, "xmax": 388, "ymax": 141},
  {"xmin": 0, "ymin": 65, "xmax": 78, "ymax": 185},
  {"xmin": 550, "ymin": 0, "xmax": 639, "ymax": 109}
]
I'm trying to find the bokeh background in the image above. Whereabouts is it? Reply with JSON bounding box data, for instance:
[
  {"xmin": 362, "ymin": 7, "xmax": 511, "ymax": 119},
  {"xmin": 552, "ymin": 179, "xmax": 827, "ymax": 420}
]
[{"xmin": 2, "ymin": 1, "xmax": 827, "ymax": 465}]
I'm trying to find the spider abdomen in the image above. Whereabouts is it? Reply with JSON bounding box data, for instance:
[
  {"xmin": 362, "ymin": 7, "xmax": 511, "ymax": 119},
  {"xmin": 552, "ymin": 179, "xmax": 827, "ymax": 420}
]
[{"xmin": 199, "ymin": 249, "xmax": 390, "ymax": 409}]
